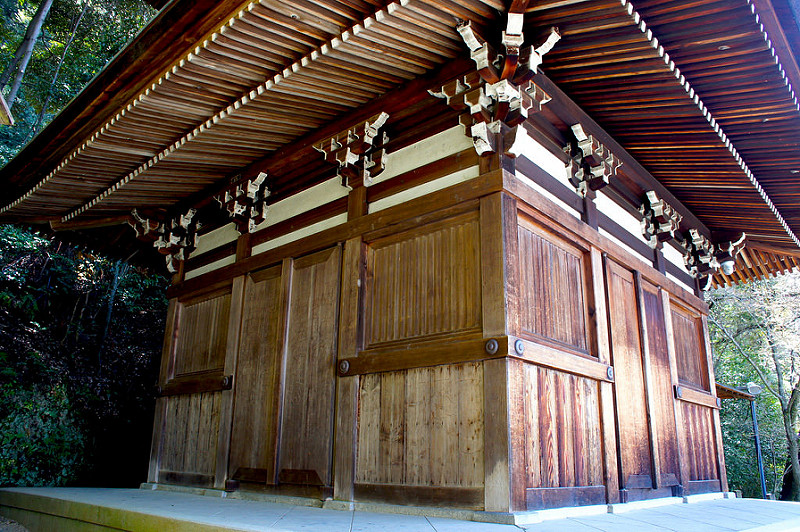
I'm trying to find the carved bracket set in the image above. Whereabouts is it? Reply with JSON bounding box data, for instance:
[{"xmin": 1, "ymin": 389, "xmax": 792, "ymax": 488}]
[
  {"xmin": 214, "ymin": 171, "xmax": 270, "ymax": 235},
  {"xmin": 314, "ymin": 112, "xmax": 390, "ymax": 189},
  {"xmin": 564, "ymin": 123, "xmax": 621, "ymax": 195},
  {"xmin": 130, "ymin": 208, "xmax": 199, "ymax": 273},
  {"xmin": 433, "ymin": 15, "xmax": 558, "ymax": 157},
  {"xmin": 638, "ymin": 191, "xmax": 746, "ymax": 288},
  {"xmin": 640, "ymin": 191, "xmax": 682, "ymax": 249}
]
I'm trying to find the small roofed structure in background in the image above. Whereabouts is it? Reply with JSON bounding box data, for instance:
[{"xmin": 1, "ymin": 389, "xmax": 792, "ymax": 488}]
[{"xmin": 0, "ymin": 93, "xmax": 13, "ymax": 126}]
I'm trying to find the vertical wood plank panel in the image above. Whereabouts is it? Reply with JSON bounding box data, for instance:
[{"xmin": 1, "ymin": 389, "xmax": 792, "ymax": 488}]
[
  {"xmin": 641, "ymin": 284, "xmax": 681, "ymax": 486},
  {"xmin": 458, "ymin": 362, "xmax": 484, "ymax": 488},
  {"xmin": 279, "ymin": 246, "xmax": 341, "ymax": 486},
  {"xmin": 405, "ymin": 367, "xmax": 431, "ymax": 486},
  {"xmin": 517, "ymin": 220, "xmax": 589, "ymax": 353},
  {"xmin": 334, "ymin": 237, "xmax": 363, "ymax": 501},
  {"xmin": 661, "ymin": 291, "xmax": 691, "ymax": 492},
  {"xmin": 215, "ymin": 275, "xmax": 245, "ymax": 488},
  {"xmin": 591, "ymin": 248, "xmax": 619, "ymax": 502},
  {"xmin": 356, "ymin": 374, "xmax": 381, "ymax": 484},
  {"xmin": 366, "ymin": 213, "xmax": 481, "ymax": 345},
  {"xmin": 431, "ymin": 365, "xmax": 458, "ymax": 486},
  {"xmin": 228, "ymin": 268, "xmax": 284, "ymax": 485},
  {"xmin": 606, "ymin": 260, "xmax": 653, "ymax": 490},
  {"xmin": 483, "ymin": 358, "xmax": 511, "ymax": 511},
  {"xmin": 523, "ymin": 364, "xmax": 540, "ymax": 489},
  {"xmin": 380, "ymin": 372, "xmax": 406, "ymax": 485}
]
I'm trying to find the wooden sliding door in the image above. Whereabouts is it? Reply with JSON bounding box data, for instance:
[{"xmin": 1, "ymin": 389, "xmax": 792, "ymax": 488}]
[
  {"xmin": 606, "ymin": 260, "xmax": 657, "ymax": 498},
  {"xmin": 227, "ymin": 246, "xmax": 341, "ymax": 489},
  {"xmin": 228, "ymin": 265, "xmax": 285, "ymax": 485},
  {"xmin": 278, "ymin": 246, "xmax": 341, "ymax": 487},
  {"xmin": 605, "ymin": 259, "xmax": 681, "ymax": 500}
]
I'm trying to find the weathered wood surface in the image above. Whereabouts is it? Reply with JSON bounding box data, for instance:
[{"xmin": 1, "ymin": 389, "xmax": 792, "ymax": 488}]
[
  {"xmin": 228, "ymin": 266, "xmax": 284, "ymax": 484},
  {"xmin": 517, "ymin": 216, "xmax": 591, "ymax": 354},
  {"xmin": 364, "ymin": 211, "xmax": 481, "ymax": 346},
  {"xmin": 640, "ymin": 281, "xmax": 680, "ymax": 487},
  {"xmin": 279, "ymin": 246, "xmax": 341, "ymax": 486},
  {"xmin": 523, "ymin": 365, "xmax": 603, "ymax": 490},
  {"xmin": 172, "ymin": 291, "xmax": 231, "ymax": 376},
  {"xmin": 681, "ymin": 402, "xmax": 719, "ymax": 482},
  {"xmin": 671, "ymin": 303, "xmax": 710, "ymax": 391},
  {"xmin": 355, "ymin": 362, "xmax": 484, "ymax": 489},
  {"xmin": 605, "ymin": 259, "xmax": 654, "ymax": 490},
  {"xmin": 160, "ymin": 391, "xmax": 221, "ymax": 478}
]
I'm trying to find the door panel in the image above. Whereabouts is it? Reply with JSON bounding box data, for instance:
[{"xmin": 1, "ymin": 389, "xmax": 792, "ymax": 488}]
[
  {"xmin": 228, "ymin": 265, "xmax": 285, "ymax": 484},
  {"xmin": 606, "ymin": 260, "xmax": 653, "ymax": 489},
  {"xmin": 641, "ymin": 282, "xmax": 681, "ymax": 486},
  {"xmin": 279, "ymin": 246, "xmax": 341, "ymax": 486}
]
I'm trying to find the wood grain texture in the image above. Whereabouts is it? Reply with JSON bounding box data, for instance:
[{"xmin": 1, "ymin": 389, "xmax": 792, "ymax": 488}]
[
  {"xmin": 671, "ymin": 303, "xmax": 710, "ymax": 391},
  {"xmin": 364, "ymin": 211, "xmax": 481, "ymax": 346},
  {"xmin": 333, "ymin": 237, "xmax": 364, "ymax": 501},
  {"xmin": 605, "ymin": 260, "xmax": 653, "ymax": 489},
  {"xmin": 279, "ymin": 246, "xmax": 341, "ymax": 487},
  {"xmin": 640, "ymin": 282, "xmax": 681, "ymax": 487},
  {"xmin": 661, "ymin": 291, "xmax": 691, "ymax": 492},
  {"xmin": 523, "ymin": 365, "xmax": 603, "ymax": 490},
  {"xmin": 160, "ymin": 391, "xmax": 222, "ymax": 479},
  {"xmin": 681, "ymin": 402, "xmax": 719, "ymax": 482},
  {"xmin": 355, "ymin": 362, "xmax": 484, "ymax": 490},
  {"xmin": 228, "ymin": 266, "xmax": 284, "ymax": 485},
  {"xmin": 517, "ymin": 217, "xmax": 590, "ymax": 354},
  {"xmin": 172, "ymin": 292, "xmax": 231, "ymax": 376},
  {"xmin": 215, "ymin": 274, "xmax": 246, "ymax": 489}
]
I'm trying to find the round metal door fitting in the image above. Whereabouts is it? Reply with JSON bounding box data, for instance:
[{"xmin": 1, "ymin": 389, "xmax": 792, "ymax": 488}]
[
  {"xmin": 514, "ymin": 339, "xmax": 525, "ymax": 355},
  {"xmin": 485, "ymin": 339, "xmax": 499, "ymax": 355}
]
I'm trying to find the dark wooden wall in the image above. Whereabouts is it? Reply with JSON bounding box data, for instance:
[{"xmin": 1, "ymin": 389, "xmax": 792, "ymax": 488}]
[{"xmin": 147, "ymin": 122, "xmax": 726, "ymax": 512}]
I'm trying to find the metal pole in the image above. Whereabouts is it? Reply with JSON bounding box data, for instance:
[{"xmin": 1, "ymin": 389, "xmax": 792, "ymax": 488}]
[{"xmin": 751, "ymin": 399, "xmax": 768, "ymax": 499}]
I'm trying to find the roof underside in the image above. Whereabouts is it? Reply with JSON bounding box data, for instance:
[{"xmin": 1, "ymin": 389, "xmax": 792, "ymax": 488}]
[{"xmin": 0, "ymin": 0, "xmax": 798, "ymax": 282}]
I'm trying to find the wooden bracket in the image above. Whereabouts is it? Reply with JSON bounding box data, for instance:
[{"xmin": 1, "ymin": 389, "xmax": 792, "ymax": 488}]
[
  {"xmin": 681, "ymin": 228, "xmax": 718, "ymax": 288},
  {"xmin": 431, "ymin": 73, "xmax": 550, "ymax": 157},
  {"xmin": 214, "ymin": 171, "xmax": 270, "ymax": 234},
  {"xmin": 129, "ymin": 208, "xmax": 161, "ymax": 240},
  {"xmin": 314, "ymin": 112, "xmax": 390, "ymax": 189},
  {"xmin": 565, "ymin": 123, "xmax": 621, "ymax": 195},
  {"xmin": 152, "ymin": 208, "xmax": 198, "ymax": 273},
  {"xmin": 714, "ymin": 233, "xmax": 746, "ymax": 271},
  {"xmin": 444, "ymin": 17, "xmax": 556, "ymax": 159},
  {"xmin": 130, "ymin": 207, "xmax": 198, "ymax": 272},
  {"xmin": 640, "ymin": 190, "xmax": 682, "ymax": 249},
  {"xmin": 456, "ymin": 19, "xmax": 560, "ymax": 86}
]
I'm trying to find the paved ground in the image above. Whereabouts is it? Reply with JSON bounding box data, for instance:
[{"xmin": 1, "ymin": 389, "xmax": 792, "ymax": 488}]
[{"xmin": 3, "ymin": 487, "xmax": 800, "ymax": 531}]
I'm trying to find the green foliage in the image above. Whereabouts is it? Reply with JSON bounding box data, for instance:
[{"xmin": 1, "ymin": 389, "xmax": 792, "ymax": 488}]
[
  {"xmin": 0, "ymin": 225, "xmax": 168, "ymax": 487},
  {"xmin": 709, "ymin": 273, "xmax": 800, "ymax": 499},
  {"xmin": 0, "ymin": 0, "xmax": 156, "ymax": 164},
  {"xmin": 0, "ymin": 350, "xmax": 85, "ymax": 486}
]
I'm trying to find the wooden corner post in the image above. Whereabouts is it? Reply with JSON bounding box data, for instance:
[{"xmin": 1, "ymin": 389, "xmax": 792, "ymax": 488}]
[
  {"xmin": 148, "ymin": 297, "xmax": 179, "ymax": 484},
  {"xmin": 480, "ymin": 191, "xmax": 525, "ymax": 512}
]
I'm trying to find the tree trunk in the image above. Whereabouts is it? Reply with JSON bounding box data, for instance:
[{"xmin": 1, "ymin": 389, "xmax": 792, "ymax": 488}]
[
  {"xmin": 786, "ymin": 422, "xmax": 800, "ymax": 500},
  {"xmin": 2, "ymin": 0, "xmax": 55, "ymax": 109},
  {"xmin": 97, "ymin": 260, "xmax": 128, "ymax": 366},
  {"xmin": 31, "ymin": 1, "xmax": 88, "ymax": 135}
]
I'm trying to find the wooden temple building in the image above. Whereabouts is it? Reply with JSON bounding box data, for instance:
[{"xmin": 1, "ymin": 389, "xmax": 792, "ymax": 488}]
[{"xmin": 2, "ymin": 0, "xmax": 800, "ymax": 517}]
